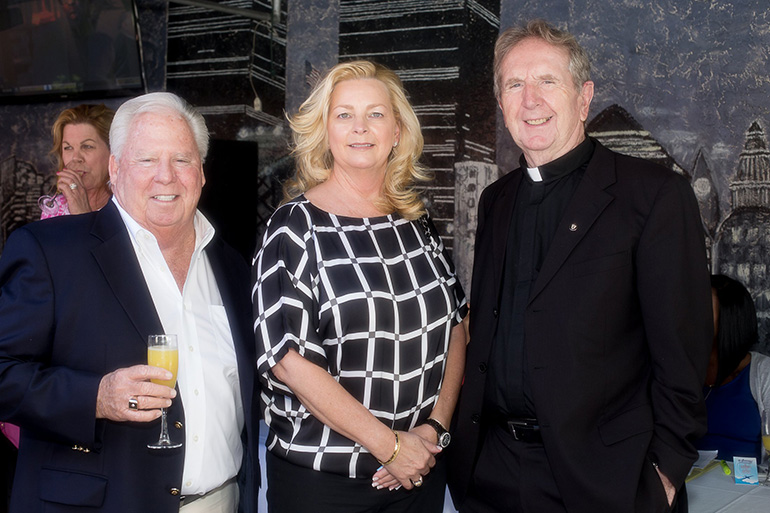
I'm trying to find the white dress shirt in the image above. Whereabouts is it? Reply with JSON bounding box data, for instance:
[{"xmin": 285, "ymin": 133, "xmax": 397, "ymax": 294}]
[{"xmin": 114, "ymin": 198, "xmax": 244, "ymax": 495}]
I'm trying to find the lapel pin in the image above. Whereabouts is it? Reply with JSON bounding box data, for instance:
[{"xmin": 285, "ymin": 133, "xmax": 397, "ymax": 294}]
[{"xmin": 569, "ymin": 223, "xmax": 578, "ymax": 232}]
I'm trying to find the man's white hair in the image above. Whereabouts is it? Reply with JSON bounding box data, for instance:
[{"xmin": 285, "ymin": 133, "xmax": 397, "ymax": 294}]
[{"xmin": 109, "ymin": 92, "xmax": 209, "ymax": 162}]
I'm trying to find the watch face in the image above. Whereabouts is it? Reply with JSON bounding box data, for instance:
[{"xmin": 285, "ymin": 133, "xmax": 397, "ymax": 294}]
[{"xmin": 438, "ymin": 432, "xmax": 451, "ymax": 448}]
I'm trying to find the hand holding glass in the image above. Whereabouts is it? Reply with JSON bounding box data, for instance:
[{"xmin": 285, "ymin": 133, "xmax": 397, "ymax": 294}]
[{"xmin": 147, "ymin": 334, "xmax": 182, "ymax": 449}]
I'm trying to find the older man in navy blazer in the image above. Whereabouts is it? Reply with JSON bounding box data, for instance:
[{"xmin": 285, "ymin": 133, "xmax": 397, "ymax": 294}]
[
  {"xmin": 0, "ymin": 93, "xmax": 257, "ymax": 512},
  {"xmin": 447, "ymin": 20, "xmax": 712, "ymax": 513}
]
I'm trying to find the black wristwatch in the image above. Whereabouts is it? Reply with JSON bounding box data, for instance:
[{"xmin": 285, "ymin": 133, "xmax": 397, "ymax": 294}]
[{"xmin": 425, "ymin": 418, "xmax": 451, "ymax": 448}]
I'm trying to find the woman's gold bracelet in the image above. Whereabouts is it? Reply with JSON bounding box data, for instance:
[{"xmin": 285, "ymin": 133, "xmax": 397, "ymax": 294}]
[{"xmin": 378, "ymin": 430, "xmax": 400, "ymax": 466}]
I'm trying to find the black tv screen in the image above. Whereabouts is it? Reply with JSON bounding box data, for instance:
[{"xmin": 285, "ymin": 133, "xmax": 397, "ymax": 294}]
[{"xmin": 0, "ymin": 0, "xmax": 145, "ymax": 103}]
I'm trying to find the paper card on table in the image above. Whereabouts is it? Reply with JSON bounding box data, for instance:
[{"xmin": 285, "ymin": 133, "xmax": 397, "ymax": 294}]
[
  {"xmin": 693, "ymin": 450, "xmax": 718, "ymax": 468},
  {"xmin": 733, "ymin": 456, "xmax": 758, "ymax": 485},
  {"xmin": 686, "ymin": 460, "xmax": 721, "ymax": 482}
]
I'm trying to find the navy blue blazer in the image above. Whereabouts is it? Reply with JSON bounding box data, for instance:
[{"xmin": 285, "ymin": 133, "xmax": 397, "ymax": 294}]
[
  {"xmin": 0, "ymin": 202, "xmax": 258, "ymax": 512},
  {"xmin": 447, "ymin": 141, "xmax": 712, "ymax": 512}
]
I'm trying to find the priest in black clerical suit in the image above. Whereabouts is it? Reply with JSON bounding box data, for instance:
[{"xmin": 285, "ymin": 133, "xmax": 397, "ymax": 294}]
[{"xmin": 447, "ymin": 20, "xmax": 712, "ymax": 513}]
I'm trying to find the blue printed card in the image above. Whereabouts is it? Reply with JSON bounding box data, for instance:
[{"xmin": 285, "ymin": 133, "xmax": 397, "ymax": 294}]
[{"xmin": 733, "ymin": 456, "xmax": 759, "ymax": 485}]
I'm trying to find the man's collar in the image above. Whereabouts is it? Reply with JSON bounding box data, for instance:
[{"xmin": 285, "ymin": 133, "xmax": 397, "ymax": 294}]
[
  {"xmin": 519, "ymin": 137, "xmax": 595, "ymax": 183},
  {"xmin": 111, "ymin": 196, "xmax": 215, "ymax": 251}
]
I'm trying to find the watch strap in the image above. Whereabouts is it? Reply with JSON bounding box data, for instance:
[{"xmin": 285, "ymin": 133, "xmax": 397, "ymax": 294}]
[{"xmin": 425, "ymin": 417, "xmax": 448, "ymax": 435}]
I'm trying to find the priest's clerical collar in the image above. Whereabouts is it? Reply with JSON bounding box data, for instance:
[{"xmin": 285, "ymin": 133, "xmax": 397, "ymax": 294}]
[{"xmin": 520, "ymin": 137, "xmax": 595, "ymax": 183}]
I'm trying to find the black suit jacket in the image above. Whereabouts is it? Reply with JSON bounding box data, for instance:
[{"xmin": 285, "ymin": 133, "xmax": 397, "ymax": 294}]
[
  {"xmin": 0, "ymin": 202, "xmax": 258, "ymax": 513},
  {"xmin": 447, "ymin": 141, "xmax": 712, "ymax": 512}
]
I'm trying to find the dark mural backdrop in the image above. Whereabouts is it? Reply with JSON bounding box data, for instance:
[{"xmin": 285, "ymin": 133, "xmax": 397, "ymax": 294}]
[{"xmin": 2, "ymin": 0, "xmax": 770, "ymax": 353}]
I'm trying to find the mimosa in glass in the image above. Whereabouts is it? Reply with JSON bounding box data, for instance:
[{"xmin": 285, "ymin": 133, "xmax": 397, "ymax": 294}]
[
  {"xmin": 147, "ymin": 334, "xmax": 182, "ymax": 449},
  {"xmin": 148, "ymin": 346, "xmax": 178, "ymax": 388}
]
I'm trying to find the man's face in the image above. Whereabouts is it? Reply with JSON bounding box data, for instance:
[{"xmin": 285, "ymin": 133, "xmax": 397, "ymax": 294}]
[
  {"xmin": 109, "ymin": 110, "xmax": 205, "ymax": 239},
  {"xmin": 59, "ymin": 0, "xmax": 82, "ymax": 20},
  {"xmin": 498, "ymin": 37, "xmax": 594, "ymax": 167}
]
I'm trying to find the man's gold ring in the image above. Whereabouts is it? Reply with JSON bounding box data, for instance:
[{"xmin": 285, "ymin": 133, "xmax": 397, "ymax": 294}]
[{"xmin": 412, "ymin": 477, "xmax": 423, "ymax": 487}]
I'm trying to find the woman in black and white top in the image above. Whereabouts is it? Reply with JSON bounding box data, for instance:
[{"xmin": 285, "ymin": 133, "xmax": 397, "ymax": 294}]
[{"xmin": 252, "ymin": 60, "xmax": 467, "ymax": 513}]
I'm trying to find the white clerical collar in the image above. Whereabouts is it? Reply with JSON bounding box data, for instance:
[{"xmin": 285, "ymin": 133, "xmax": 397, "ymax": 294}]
[{"xmin": 527, "ymin": 167, "xmax": 543, "ymax": 182}]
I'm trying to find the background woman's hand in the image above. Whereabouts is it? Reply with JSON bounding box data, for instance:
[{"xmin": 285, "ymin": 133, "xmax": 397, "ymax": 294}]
[{"xmin": 57, "ymin": 167, "xmax": 91, "ymax": 214}]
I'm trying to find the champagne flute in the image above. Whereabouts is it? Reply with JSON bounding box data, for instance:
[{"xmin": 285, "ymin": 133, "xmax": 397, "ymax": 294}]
[
  {"xmin": 762, "ymin": 409, "xmax": 770, "ymax": 485},
  {"xmin": 147, "ymin": 334, "xmax": 182, "ymax": 449}
]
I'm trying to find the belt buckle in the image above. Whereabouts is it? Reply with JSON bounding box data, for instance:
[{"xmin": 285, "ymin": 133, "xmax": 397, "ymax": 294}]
[
  {"xmin": 507, "ymin": 421, "xmax": 525, "ymax": 441},
  {"xmin": 507, "ymin": 419, "xmax": 539, "ymax": 442},
  {"xmin": 180, "ymin": 494, "xmax": 202, "ymax": 507}
]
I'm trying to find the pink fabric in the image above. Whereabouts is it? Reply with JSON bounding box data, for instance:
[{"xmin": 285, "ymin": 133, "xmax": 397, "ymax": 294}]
[
  {"xmin": 39, "ymin": 193, "xmax": 70, "ymax": 219},
  {"xmin": 0, "ymin": 422, "xmax": 19, "ymax": 448}
]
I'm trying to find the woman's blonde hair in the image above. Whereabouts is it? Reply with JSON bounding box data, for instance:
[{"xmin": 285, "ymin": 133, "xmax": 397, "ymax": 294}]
[
  {"xmin": 49, "ymin": 104, "xmax": 115, "ymax": 172},
  {"xmin": 285, "ymin": 60, "xmax": 430, "ymax": 220}
]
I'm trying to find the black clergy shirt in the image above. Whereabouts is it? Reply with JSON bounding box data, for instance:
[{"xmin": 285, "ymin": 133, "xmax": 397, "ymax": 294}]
[{"xmin": 485, "ymin": 137, "xmax": 596, "ymax": 419}]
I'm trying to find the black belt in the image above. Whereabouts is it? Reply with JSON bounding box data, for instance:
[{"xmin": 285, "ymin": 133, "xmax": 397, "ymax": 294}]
[{"xmin": 500, "ymin": 418, "xmax": 542, "ymax": 443}]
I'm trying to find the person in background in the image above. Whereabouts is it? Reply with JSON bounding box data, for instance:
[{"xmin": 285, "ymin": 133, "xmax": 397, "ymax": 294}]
[
  {"xmin": 1, "ymin": 102, "xmax": 115, "ymax": 511},
  {"xmin": 253, "ymin": 60, "xmax": 467, "ymax": 513},
  {"xmin": 39, "ymin": 103, "xmax": 114, "ymax": 218},
  {"xmin": 696, "ymin": 274, "xmax": 770, "ymax": 461},
  {"xmin": 0, "ymin": 92, "xmax": 258, "ymax": 513},
  {"xmin": 447, "ymin": 19, "xmax": 712, "ymax": 513}
]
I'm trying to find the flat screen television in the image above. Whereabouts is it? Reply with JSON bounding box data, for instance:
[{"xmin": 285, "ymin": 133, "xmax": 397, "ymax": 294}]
[{"xmin": 0, "ymin": 0, "xmax": 145, "ymax": 103}]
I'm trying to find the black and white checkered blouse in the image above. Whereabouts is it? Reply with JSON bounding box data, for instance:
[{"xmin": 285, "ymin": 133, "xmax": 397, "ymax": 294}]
[{"xmin": 252, "ymin": 196, "xmax": 467, "ymax": 478}]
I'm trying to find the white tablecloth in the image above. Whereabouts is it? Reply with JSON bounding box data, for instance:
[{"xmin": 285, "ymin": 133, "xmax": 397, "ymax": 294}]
[{"xmin": 687, "ymin": 463, "xmax": 770, "ymax": 512}]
